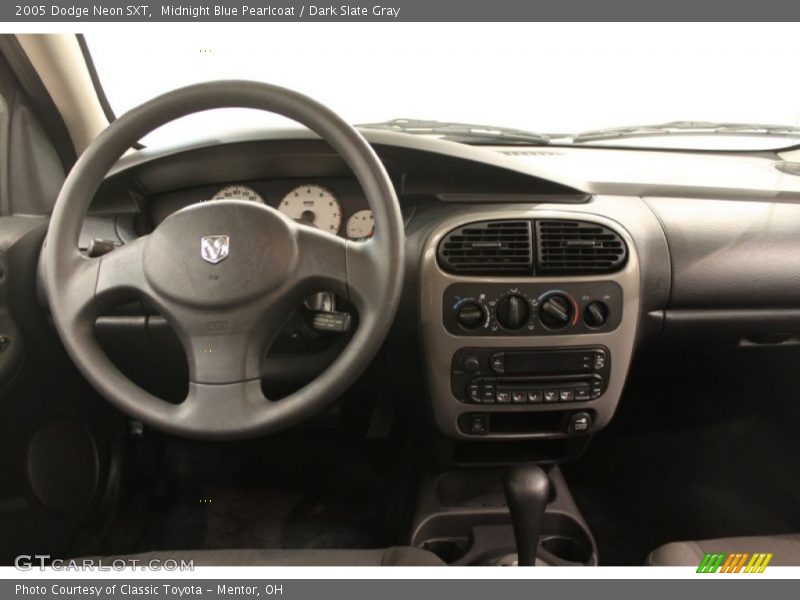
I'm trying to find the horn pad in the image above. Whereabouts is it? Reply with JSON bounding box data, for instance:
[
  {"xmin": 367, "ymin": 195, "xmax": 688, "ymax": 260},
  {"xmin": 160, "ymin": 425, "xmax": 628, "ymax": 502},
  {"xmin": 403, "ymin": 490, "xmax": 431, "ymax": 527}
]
[{"xmin": 143, "ymin": 200, "xmax": 298, "ymax": 308}]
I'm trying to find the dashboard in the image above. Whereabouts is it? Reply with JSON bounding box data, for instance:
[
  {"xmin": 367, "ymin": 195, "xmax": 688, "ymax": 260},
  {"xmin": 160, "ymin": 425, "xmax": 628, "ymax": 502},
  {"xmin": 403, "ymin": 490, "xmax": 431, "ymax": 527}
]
[{"xmin": 69, "ymin": 128, "xmax": 800, "ymax": 457}]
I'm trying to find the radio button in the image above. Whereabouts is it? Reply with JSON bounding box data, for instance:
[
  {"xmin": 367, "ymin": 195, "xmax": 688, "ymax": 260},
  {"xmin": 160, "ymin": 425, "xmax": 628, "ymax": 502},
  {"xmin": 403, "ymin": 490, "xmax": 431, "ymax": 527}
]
[
  {"xmin": 461, "ymin": 354, "xmax": 481, "ymax": 373},
  {"xmin": 490, "ymin": 353, "xmax": 505, "ymax": 373},
  {"xmin": 593, "ymin": 350, "xmax": 607, "ymax": 370},
  {"xmin": 567, "ymin": 412, "xmax": 593, "ymax": 435},
  {"xmin": 482, "ymin": 380, "xmax": 496, "ymax": 403},
  {"xmin": 469, "ymin": 414, "xmax": 488, "ymax": 435},
  {"xmin": 590, "ymin": 375, "xmax": 604, "ymax": 398},
  {"xmin": 467, "ymin": 382, "xmax": 482, "ymax": 403}
]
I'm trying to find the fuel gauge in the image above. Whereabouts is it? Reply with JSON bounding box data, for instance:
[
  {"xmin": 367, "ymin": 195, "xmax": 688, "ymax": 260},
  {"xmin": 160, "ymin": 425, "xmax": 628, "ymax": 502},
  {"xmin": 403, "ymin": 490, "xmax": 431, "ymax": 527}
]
[{"xmin": 346, "ymin": 209, "xmax": 374, "ymax": 240}]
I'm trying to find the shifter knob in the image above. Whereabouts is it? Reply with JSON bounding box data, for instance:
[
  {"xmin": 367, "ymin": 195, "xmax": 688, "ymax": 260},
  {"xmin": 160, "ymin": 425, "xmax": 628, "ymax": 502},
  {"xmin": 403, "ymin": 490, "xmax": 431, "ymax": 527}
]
[{"xmin": 504, "ymin": 464, "xmax": 550, "ymax": 566}]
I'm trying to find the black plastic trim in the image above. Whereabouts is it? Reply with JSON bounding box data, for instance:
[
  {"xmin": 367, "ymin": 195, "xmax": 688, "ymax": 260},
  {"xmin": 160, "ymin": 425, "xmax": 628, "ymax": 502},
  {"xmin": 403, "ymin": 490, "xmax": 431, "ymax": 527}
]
[
  {"xmin": 76, "ymin": 34, "xmax": 143, "ymax": 151},
  {"xmin": 75, "ymin": 35, "xmax": 114, "ymax": 123}
]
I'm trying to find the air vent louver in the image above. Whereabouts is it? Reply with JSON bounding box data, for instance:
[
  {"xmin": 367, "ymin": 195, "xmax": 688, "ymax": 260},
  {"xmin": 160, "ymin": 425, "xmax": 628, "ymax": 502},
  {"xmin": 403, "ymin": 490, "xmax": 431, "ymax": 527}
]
[
  {"xmin": 536, "ymin": 220, "xmax": 627, "ymax": 274},
  {"xmin": 438, "ymin": 220, "xmax": 533, "ymax": 275}
]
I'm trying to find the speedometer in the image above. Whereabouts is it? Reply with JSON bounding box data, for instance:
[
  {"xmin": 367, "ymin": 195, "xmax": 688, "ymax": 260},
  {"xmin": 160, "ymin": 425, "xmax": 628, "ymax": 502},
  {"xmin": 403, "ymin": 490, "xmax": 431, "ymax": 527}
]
[
  {"xmin": 279, "ymin": 185, "xmax": 342, "ymax": 235},
  {"xmin": 209, "ymin": 185, "xmax": 265, "ymax": 203}
]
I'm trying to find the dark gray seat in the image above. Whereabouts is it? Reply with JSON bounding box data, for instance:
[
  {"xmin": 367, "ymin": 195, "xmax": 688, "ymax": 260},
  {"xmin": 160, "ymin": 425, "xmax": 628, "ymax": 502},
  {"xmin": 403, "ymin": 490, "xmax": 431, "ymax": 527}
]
[
  {"xmin": 647, "ymin": 533, "xmax": 800, "ymax": 566},
  {"xmin": 91, "ymin": 547, "xmax": 445, "ymax": 566}
]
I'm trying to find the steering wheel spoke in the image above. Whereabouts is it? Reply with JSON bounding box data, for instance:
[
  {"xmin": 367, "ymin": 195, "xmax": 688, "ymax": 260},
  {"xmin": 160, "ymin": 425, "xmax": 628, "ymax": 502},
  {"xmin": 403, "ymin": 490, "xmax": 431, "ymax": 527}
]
[
  {"xmin": 173, "ymin": 297, "xmax": 293, "ymax": 386},
  {"xmin": 343, "ymin": 239, "xmax": 387, "ymax": 310},
  {"xmin": 51, "ymin": 237, "xmax": 149, "ymax": 334},
  {"xmin": 94, "ymin": 236, "xmax": 151, "ymax": 309},
  {"xmin": 293, "ymin": 225, "xmax": 387, "ymax": 312},
  {"xmin": 174, "ymin": 380, "xmax": 270, "ymax": 437},
  {"xmin": 293, "ymin": 223, "xmax": 349, "ymax": 296}
]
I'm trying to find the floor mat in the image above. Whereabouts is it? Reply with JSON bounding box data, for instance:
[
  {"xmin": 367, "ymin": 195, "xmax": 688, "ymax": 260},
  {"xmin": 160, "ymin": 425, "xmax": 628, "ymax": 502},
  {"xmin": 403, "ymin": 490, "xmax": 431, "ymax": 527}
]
[
  {"xmin": 130, "ymin": 487, "xmax": 385, "ymax": 552},
  {"xmin": 564, "ymin": 415, "xmax": 800, "ymax": 565},
  {"xmin": 99, "ymin": 431, "xmax": 406, "ymax": 557}
]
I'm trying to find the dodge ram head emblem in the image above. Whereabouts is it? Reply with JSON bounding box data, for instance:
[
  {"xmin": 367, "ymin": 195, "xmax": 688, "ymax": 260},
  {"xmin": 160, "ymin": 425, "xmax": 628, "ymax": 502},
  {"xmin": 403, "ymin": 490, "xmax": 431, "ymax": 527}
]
[{"xmin": 200, "ymin": 235, "xmax": 230, "ymax": 264}]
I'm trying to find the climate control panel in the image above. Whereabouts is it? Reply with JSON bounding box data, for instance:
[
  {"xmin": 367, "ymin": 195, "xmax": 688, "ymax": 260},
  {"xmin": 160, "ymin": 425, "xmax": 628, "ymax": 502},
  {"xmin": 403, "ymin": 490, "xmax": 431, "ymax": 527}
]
[{"xmin": 443, "ymin": 281, "xmax": 623, "ymax": 337}]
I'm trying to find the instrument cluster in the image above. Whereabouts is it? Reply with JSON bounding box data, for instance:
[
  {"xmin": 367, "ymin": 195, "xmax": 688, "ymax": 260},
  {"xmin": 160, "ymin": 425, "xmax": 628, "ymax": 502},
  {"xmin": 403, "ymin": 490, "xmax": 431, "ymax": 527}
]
[{"xmin": 205, "ymin": 182, "xmax": 374, "ymax": 241}]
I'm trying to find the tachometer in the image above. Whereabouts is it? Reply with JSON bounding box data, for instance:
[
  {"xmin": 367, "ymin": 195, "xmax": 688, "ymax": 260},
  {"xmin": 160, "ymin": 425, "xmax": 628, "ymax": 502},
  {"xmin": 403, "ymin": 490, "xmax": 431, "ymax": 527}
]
[
  {"xmin": 208, "ymin": 184, "xmax": 265, "ymax": 203},
  {"xmin": 279, "ymin": 185, "xmax": 342, "ymax": 235},
  {"xmin": 346, "ymin": 209, "xmax": 375, "ymax": 240}
]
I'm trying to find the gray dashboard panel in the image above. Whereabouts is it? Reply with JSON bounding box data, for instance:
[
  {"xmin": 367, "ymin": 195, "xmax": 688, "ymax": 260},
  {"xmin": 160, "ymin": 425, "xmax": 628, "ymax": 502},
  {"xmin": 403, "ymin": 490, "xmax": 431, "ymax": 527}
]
[{"xmin": 646, "ymin": 197, "xmax": 800, "ymax": 308}]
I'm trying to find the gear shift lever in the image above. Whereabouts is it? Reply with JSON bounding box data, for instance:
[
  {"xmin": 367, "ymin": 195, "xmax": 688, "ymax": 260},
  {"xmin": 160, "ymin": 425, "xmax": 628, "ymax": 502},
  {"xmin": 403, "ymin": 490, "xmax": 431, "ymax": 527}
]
[{"xmin": 504, "ymin": 464, "xmax": 550, "ymax": 566}]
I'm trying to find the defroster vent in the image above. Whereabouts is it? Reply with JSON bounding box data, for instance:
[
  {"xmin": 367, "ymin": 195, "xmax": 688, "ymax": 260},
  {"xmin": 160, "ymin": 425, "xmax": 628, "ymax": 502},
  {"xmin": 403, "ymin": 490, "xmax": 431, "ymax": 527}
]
[
  {"xmin": 536, "ymin": 219, "xmax": 627, "ymax": 274},
  {"xmin": 438, "ymin": 220, "xmax": 533, "ymax": 275}
]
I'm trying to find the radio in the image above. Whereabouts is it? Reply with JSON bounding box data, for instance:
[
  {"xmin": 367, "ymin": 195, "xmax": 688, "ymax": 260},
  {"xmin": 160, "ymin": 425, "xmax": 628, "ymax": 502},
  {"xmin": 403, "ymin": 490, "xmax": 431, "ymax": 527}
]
[{"xmin": 451, "ymin": 346, "xmax": 610, "ymax": 404}]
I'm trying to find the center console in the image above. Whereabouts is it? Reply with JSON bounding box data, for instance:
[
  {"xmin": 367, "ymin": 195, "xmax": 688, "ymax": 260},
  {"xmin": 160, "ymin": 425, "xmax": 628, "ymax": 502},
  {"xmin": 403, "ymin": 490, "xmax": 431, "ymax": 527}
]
[
  {"xmin": 414, "ymin": 206, "xmax": 641, "ymax": 564},
  {"xmin": 420, "ymin": 209, "xmax": 640, "ymax": 441},
  {"xmin": 410, "ymin": 466, "xmax": 598, "ymax": 566}
]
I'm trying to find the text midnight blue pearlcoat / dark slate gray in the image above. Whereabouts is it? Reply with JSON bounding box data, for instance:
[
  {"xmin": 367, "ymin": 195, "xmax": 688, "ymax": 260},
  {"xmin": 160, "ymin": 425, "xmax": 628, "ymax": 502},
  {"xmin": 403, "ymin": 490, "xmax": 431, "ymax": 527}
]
[{"xmin": 6, "ymin": 0, "xmax": 800, "ymax": 21}]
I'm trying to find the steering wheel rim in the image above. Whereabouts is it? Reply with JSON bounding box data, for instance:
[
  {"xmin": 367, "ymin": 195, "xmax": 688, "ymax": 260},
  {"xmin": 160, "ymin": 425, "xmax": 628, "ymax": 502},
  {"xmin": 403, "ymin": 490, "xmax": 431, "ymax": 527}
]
[{"xmin": 44, "ymin": 80, "xmax": 405, "ymax": 440}]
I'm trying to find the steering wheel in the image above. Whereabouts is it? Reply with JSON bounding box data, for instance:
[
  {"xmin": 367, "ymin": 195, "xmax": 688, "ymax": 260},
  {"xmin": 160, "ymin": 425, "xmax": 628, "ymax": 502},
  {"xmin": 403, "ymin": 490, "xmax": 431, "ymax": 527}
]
[{"xmin": 43, "ymin": 81, "xmax": 405, "ymax": 440}]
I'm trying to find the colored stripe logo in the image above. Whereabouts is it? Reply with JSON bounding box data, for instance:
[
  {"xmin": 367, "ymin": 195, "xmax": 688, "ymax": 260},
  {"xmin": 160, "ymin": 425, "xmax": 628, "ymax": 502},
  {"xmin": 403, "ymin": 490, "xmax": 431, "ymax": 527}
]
[{"xmin": 697, "ymin": 552, "xmax": 773, "ymax": 573}]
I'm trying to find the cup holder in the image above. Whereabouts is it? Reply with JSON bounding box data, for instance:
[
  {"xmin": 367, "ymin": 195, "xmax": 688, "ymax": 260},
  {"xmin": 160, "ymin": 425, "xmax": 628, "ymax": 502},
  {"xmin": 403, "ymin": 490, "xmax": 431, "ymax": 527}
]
[
  {"xmin": 540, "ymin": 535, "xmax": 593, "ymax": 564},
  {"xmin": 421, "ymin": 537, "xmax": 470, "ymax": 564},
  {"xmin": 538, "ymin": 512, "xmax": 597, "ymax": 566},
  {"xmin": 412, "ymin": 510, "xmax": 597, "ymax": 566}
]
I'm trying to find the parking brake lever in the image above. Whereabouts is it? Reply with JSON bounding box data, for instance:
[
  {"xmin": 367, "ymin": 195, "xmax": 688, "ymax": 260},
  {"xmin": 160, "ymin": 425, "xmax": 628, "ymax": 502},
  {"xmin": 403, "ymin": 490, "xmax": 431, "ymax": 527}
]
[{"xmin": 504, "ymin": 464, "xmax": 550, "ymax": 566}]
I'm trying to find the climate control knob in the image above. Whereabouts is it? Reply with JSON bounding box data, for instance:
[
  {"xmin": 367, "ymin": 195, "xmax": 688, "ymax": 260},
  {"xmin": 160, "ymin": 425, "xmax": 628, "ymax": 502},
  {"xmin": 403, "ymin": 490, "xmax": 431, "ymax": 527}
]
[
  {"xmin": 583, "ymin": 301, "xmax": 609, "ymax": 328},
  {"xmin": 456, "ymin": 301, "xmax": 486, "ymax": 329},
  {"xmin": 539, "ymin": 294, "xmax": 573, "ymax": 330},
  {"xmin": 495, "ymin": 294, "xmax": 531, "ymax": 330}
]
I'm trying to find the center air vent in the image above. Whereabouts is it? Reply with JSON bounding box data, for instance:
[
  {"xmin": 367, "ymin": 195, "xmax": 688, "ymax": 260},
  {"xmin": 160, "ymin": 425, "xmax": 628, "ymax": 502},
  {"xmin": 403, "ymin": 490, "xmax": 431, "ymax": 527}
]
[
  {"xmin": 535, "ymin": 220, "xmax": 627, "ymax": 274},
  {"xmin": 438, "ymin": 220, "xmax": 533, "ymax": 275}
]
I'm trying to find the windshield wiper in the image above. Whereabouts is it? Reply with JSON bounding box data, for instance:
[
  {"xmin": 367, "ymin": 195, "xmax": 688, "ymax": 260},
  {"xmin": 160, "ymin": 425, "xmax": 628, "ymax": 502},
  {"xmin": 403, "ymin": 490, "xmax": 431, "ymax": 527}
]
[
  {"xmin": 358, "ymin": 118, "xmax": 551, "ymax": 145},
  {"xmin": 572, "ymin": 120, "xmax": 800, "ymax": 143}
]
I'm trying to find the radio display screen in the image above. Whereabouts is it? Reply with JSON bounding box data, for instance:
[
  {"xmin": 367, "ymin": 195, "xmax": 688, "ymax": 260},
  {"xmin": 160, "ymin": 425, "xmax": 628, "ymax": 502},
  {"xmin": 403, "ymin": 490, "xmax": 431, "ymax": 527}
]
[{"xmin": 503, "ymin": 351, "xmax": 590, "ymax": 375}]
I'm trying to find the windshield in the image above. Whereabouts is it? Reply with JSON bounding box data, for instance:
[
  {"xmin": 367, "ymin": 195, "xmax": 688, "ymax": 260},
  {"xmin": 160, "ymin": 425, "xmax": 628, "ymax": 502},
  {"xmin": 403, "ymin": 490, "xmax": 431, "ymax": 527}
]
[{"xmin": 84, "ymin": 24, "xmax": 800, "ymax": 150}]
